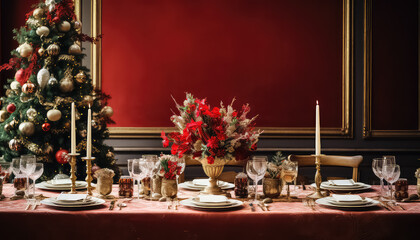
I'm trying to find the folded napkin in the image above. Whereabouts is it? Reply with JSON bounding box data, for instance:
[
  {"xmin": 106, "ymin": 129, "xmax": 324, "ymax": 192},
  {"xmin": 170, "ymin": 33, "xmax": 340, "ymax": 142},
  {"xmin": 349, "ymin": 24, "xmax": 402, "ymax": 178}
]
[
  {"xmin": 198, "ymin": 195, "xmax": 228, "ymax": 203},
  {"xmin": 332, "ymin": 194, "xmax": 363, "ymax": 202},
  {"xmin": 56, "ymin": 194, "xmax": 88, "ymax": 202},
  {"xmin": 192, "ymin": 179, "xmax": 210, "ymax": 186},
  {"xmin": 50, "ymin": 178, "xmax": 72, "ymax": 186},
  {"xmin": 328, "ymin": 179, "xmax": 356, "ymax": 186}
]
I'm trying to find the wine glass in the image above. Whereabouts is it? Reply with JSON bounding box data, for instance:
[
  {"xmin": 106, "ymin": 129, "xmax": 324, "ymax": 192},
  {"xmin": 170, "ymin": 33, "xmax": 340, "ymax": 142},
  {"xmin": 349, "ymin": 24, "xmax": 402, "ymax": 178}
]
[
  {"xmin": 383, "ymin": 156, "xmax": 396, "ymax": 197},
  {"xmin": 142, "ymin": 155, "xmax": 159, "ymax": 196},
  {"xmin": 127, "ymin": 159, "xmax": 136, "ymax": 195},
  {"xmin": 281, "ymin": 160, "xmax": 298, "ymax": 201},
  {"xmin": 0, "ymin": 162, "xmax": 11, "ymax": 183},
  {"xmin": 372, "ymin": 158, "xmax": 385, "ymax": 199},
  {"xmin": 11, "ymin": 158, "xmax": 21, "ymax": 177},
  {"xmin": 175, "ymin": 157, "xmax": 186, "ymax": 185},
  {"xmin": 383, "ymin": 164, "xmax": 400, "ymax": 203},
  {"xmin": 20, "ymin": 155, "xmax": 36, "ymax": 195},
  {"xmin": 28, "ymin": 163, "xmax": 44, "ymax": 196},
  {"xmin": 246, "ymin": 156, "xmax": 268, "ymax": 203},
  {"xmin": 132, "ymin": 158, "xmax": 145, "ymax": 199}
]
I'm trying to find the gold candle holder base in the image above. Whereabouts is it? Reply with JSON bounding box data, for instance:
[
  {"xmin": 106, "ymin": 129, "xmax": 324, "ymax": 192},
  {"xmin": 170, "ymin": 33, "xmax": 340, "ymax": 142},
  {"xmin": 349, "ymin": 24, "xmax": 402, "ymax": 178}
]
[
  {"xmin": 68, "ymin": 153, "xmax": 80, "ymax": 194},
  {"xmin": 82, "ymin": 157, "xmax": 95, "ymax": 195},
  {"xmin": 308, "ymin": 154, "xmax": 326, "ymax": 199}
]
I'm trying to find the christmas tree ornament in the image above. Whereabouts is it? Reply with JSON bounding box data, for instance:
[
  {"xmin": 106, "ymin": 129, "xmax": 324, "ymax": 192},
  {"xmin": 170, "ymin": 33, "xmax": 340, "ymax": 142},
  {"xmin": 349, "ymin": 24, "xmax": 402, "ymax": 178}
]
[
  {"xmin": 47, "ymin": 108, "xmax": 61, "ymax": 121},
  {"xmin": 82, "ymin": 95, "xmax": 94, "ymax": 106},
  {"xmin": 59, "ymin": 75, "xmax": 74, "ymax": 93},
  {"xmin": 73, "ymin": 21, "xmax": 82, "ymax": 29},
  {"xmin": 47, "ymin": 43, "xmax": 60, "ymax": 56},
  {"xmin": 79, "ymin": 129, "xmax": 87, "ymax": 138},
  {"xmin": 48, "ymin": 75, "xmax": 58, "ymax": 86},
  {"xmin": 27, "ymin": 143, "xmax": 41, "ymax": 154},
  {"xmin": 75, "ymin": 71, "xmax": 86, "ymax": 84},
  {"xmin": 38, "ymin": 47, "xmax": 46, "ymax": 56},
  {"xmin": 33, "ymin": 8, "xmax": 44, "ymax": 19},
  {"xmin": 26, "ymin": 18, "xmax": 40, "ymax": 27},
  {"xmin": 19, "ymin": 121, "xmax": 35, "ymax": 136},
  {"xmin": 17, "ymin": 42, "xmax": 33, "ymax": 58},
  {"xmin": 4, "ymin": 123, "xmax": 12, "ymax": 132},
  {"xmin": 37, "ymin": 68, "xmax": 50, "ymax": 89},
  {"xmin": 101, "ymin": 106, "xmax": 114, "ymax": 118},
  {"xmin": 45, "ymin": 0, "xmax": 56, "ymax": 12},
  {"xmin": 68, "ymin": 44, "xmax": 82, "ymax": 55},
  {"xmin": 55, "ymin": 149, "xmax": 69, "ymax": 164},
  {"xmin": 7, "ymin": 103, "xmax": 16, "ymax": 113},
  {"xmin": 10, "ymin": 81, "xmax": 21, "ymax": 92},
  {"xmin": 58, "ymin": 21, "xmax": 71, "ymax": 32},
  {"xmin": 106, "ymin": 150, "xmax": 115, "ymax": 159},
  {"xmin": 0, "ymin": 110, "xmax": 9, "ymax": 122},
  {"xmin": 14, "ymin": 69, "xmax": 25, "ymax": 85},
  {"xmin": 42, "ymin": 122, "xmax": 51, "ymax": 131},
  {"xmin": 22, "ymin": 81, "xmax": 36, "ymax": 94},
  {"xmin": 9, "ymin": 138, "xmax": 22, "ymax": 151},
  {"xmin": 36, "ymin": 26, "xmax": 50, "ymax": 37},
  {"xmin": 26, "ymin": 107, "xmax": 37, "ymax": 121}
]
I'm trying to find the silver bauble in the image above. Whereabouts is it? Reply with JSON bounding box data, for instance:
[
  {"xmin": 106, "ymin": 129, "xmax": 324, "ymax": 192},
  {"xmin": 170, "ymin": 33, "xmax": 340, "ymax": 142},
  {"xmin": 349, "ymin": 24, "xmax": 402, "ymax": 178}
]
[
  {"xmin": 58, "ymin": 21, "xmax": 71, "ymax": 32},
  {"xmin": 48, "ymin": 75, "xmax": 58, "ymax": 86},
  {"xmin": 0, "ymin": 110, "xmax": 9, "ymax": 122},
  {"xmin": 17, "ymin": 42, "xmax": 33, "ymax": 58},
  {"xmin": 19, "ymin": 121, "xmax": 35, "ymax": 136},
  {"xmin": 36, "ymin": 26, "xmax": 50, "ymax": 37},
  {"xmin": 47, "ymin": 44, "xmax": 60, "ymax": 56},
  {"xmin": 26, "ymin": 107, "xmax": 37, "ymax": 121},
  {"xmin": 59, "ymin": 76, "xmax": 74, "ymax": 93},
  {"xmin": 10, "ymin": 81, "xmax": 21, "ymax": 91},
  {"xmin": 47, "ymin": 109, "xmax": 61, "ymax": 121},
  {"xmin": 9, "ymin": 138, "xmax": 22, "ymax": 152},
  {"xmin": 68, "ymin": 44, "xmax": 82, "ymax": 55},
  {"xmin": 37, "ymin": 68, "xmax": 50, "ymax": 89},
  {"xmin": 101, "ymin": 106, "xmax": 114, "ymax": 117},
  {"xmin": 33, "ymin": 8, "xmax": 44, "ymax": 19}
]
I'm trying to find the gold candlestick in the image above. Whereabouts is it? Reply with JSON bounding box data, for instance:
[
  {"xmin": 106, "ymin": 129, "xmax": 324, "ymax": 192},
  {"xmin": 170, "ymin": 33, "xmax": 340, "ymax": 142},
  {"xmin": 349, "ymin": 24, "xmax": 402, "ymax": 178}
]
[
  {"xmin": 308, "ymin": 154, "xmax": 326, "ymax": 199},
  {"xmin": 82, "ymin": 157, "xmax": 95, "ymax": 195},
  {"xmin": 68, "ymin": 153, "xmax": 80, "ymax": 194}
]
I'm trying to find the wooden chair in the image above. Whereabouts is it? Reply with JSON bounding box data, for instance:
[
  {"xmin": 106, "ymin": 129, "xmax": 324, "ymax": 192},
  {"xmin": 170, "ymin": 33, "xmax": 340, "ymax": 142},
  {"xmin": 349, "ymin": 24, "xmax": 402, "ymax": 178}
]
[
  {"xmin": 288, "ymin": 155, "xmax": 363, "ymax": 182},
  {"xmin": 179, "ymin": 158, "xmax": 246, "ymax": 183}
]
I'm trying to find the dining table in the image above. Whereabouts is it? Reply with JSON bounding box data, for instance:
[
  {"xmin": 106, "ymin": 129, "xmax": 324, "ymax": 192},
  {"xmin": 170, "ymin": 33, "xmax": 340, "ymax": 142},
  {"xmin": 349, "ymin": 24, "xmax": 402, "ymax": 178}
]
[{"xmin": 0, "ymin": 183, "xmax": 419, "ymax": 240}]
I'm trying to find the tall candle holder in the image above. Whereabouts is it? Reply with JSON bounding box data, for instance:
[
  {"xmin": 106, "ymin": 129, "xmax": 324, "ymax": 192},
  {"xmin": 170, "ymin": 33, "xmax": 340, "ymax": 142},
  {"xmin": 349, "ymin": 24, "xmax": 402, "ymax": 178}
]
[
  {"xmin": 68, "ymin": 153, "xmax": 80, "ymax": 194},
  {"xmin": 82, "ymin": 156, "xmax": 95, "ymax": 195},
  {"xmin": 308, "ymin": 154, "xmax": 326, "ymax": 199}
]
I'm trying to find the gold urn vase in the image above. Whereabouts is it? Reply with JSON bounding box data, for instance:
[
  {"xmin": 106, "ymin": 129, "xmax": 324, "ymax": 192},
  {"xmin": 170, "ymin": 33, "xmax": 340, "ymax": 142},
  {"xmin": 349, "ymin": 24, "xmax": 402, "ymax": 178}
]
[{"xmin": 199, "ymin": 158, "xmax": 227, "ymax": 195}]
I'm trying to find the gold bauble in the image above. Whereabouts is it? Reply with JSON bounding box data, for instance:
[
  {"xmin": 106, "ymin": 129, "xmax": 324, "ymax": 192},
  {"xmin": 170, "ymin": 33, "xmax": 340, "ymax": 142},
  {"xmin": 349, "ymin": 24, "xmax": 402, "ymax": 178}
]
[
  {"xmin": 75, "ymin": 71, "xmax": 86, "ymax": 84},
  {"xmin": 59, "ymin": 76, "xmax": 74, "ymax": 93},
  {"xmin": 18, "ymin": 42, "xmax": 33, "ymax": 58},
  {"xmin": 0, "ymin": 110, "xmax": 9, "ymax": 122},
  {"xmin": 9, "ymin": 138, "xmax": 22, "ymax": 152},
  {"xmin": 26, "ymin": 107, "xmax": 37, "ymax": 121},
  {"xmin": 28, "ymin": 143, "xmax": 41, "ymax": 154},
  {"xmin": 83, "ymin": 95, "xmax": 94, "ymax": 106},
  {"xmin": 106, "ymin": 150, "xmax": 115, "ymax": 159},
  {"xmin": 19, "ymin": 121, "xmax": 35, "ymax": 136},
  {"xmin": 68, "ymin": 44, "xmax": 82, "ymax": 55},
  {"xmin": 4, "ymin": 123, "xmax": 12, "ymax": 132},
  {"xmin": 38, "ymin": 47, "xmax": 46, "ymax": 56},
  {"xmin": 10, "ymin": 81, "xmax": 21, "ymax": 91},
  {"xmin": 22, "ymin": 82, "xmax": 36, "ymax": 94},
  {"xmin": 33, "ymin": 8, "xmax": 44, "ymax": 19},
  {"xmin": 101, "ymin": 106, "xmax": 114, "ymax": 118},
  {"xmin": 73, "ymin": 21, "xmax": 82, "ymax": 29},
  {"xmin": 58, "ymin": 21, "xmax": 71, "ymax": 32},
  {"xmin": 36, "ymin": 26, "xmax": 50, "ymax": 37},
  {"xmin": 47, "ymin": 109, "xmax": 62, "ymax": 121},
  {"xmin": 47, "ymin": 44, "xmax": 60, "ymax": 56}
]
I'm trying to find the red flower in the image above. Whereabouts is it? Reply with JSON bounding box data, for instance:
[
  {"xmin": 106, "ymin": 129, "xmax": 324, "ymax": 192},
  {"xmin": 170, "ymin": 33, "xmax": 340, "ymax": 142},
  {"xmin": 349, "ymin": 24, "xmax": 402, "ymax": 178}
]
[
  {"xmin": 206, "ymin": 136, "xmax": 219, "ymax": 149},
  {"xmin": 250, "ymin": 144, "xmax": 257, "ymax": 151},
  {"xmin": 232, "ymin": 111, "xmax": 238, "ymax": 117},
  {"xmin": 161, "ymin": 131, "xmax": 169, "ymax": 148},
  {"xmin": 207, "ymin": 156, "xmax": 215, "ymax": 164},
  {"xmin": 186, "ymin": 120, "xmax": 203, "ymax": 132}
]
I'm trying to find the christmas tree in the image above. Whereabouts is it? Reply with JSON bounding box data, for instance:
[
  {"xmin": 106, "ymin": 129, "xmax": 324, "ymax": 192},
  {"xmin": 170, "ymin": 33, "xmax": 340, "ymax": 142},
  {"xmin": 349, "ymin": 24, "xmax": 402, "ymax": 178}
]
[{"xmin": 0, "ymin": 0, "xmax": 119, "ymax": 181}]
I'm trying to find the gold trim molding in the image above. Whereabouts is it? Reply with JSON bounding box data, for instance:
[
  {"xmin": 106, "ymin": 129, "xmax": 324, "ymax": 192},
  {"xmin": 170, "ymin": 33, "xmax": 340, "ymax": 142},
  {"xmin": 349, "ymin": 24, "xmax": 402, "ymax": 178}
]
[
  {"xmin": 363, "ymin": 0, "xmax": 420, "ymax": 138},
  {"xmin": 93, "ymin": 0, "xmax": 353, "ymax": 139}
]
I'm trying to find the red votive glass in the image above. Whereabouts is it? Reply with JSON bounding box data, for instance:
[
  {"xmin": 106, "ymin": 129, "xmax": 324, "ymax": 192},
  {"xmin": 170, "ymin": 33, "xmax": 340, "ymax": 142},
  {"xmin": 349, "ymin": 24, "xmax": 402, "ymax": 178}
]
[{"xmin": 119, "ymin": 176, "xmax": 134, "ymax": 198}]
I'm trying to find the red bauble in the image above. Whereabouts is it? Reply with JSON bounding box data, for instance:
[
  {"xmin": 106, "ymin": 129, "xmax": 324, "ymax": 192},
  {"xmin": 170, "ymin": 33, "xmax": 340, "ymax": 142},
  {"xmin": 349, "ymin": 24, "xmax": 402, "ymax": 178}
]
[
  {"xmin": 15, "ymin": 69, "xmax": 25, "ymax": 85},
  {"xmin": 55, "ymin": 149, "xmax": 69, "ymax": 164},
  {"xmin": 42, "ymin": 122, "xmax": 51, "ymax": 131},
  {"xmin": 7, "ymin": 103, "xmax": 16, "ymax": 113}
]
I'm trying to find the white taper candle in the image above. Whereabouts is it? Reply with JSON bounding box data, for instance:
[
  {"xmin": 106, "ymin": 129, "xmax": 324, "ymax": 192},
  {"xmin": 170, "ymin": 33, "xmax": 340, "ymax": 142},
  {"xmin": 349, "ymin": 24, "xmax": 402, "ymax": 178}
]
[
  {"xmin": 315, "ymin": 100, "xmax": 321, "ymax": 155},
  {"xmin": 87, "ymin": 105, "xmax": 92, "ymax": 158},
  {"xmin": 71, "ymin": 102, "xmax": 76, "ymax": 154}
]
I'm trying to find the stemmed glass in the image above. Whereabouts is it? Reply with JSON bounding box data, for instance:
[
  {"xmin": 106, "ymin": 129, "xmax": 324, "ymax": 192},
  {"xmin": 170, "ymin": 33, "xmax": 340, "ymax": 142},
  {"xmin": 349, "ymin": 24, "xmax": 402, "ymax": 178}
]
[
  {"xmin": 143, "ymin": 155, "xmax": 159, "ymax": 196},
  {"xmin": 127, "ymin": 159, "xmax": 136, "ymax": 195},
  {"xmin": 372, "ymin": 158, "xmax": 385, "ymax": 199},
  {"xmin": 174, "ymin": 157, "xmax": 186, "ymax": 186},
  {"xmin": 246, "ymin": 156, "xmax": 268, "ymax": 203},
  {"xmin": 132, "ymin": 158, "xmax": 145, "ymax": 199},
  {"xmin": 281, "ymin": 160, "xmax": 298, "ymax": 201},
  {"xmin": 383, "ymin": 164, "xmax": 400, "ymax": 203},
  {"xmin": 28, "ymin": 163, "xmax": 44, "ymax": 196},
  {"xmin": 383, "ymin": 156, "xmax": 396, "ymax": 197},
  {"xmin": 20, "ymin": 155, "xmax": 36, "ymax": 195}
]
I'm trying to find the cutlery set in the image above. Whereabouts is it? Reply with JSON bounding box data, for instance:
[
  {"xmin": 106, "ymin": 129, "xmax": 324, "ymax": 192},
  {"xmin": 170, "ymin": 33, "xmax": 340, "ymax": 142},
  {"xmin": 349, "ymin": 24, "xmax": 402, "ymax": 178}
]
[
  {"xmin": 25, "ymin": 199, "xmax": 40, "ymax": 210},
  {"xmin": 248, "ymin": 202, "xmax": 270, "ymax": 211}
]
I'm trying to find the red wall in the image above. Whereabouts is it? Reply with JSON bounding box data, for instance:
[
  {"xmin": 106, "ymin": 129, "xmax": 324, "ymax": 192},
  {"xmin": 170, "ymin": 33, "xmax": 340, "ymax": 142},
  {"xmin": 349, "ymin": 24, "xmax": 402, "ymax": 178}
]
[
  {"xmin": 0, "ymin": 0, "xmax": 39, "ymax": 94},
  {"xmin": 102, "ymin": 0, "xmax": 343, "ymax": 128}
]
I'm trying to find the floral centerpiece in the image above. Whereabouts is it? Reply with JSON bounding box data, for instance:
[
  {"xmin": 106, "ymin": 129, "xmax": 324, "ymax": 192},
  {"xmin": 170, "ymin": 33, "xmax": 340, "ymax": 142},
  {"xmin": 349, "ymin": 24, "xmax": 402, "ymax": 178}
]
[
  {"xmin": 263, "ymin": 151, "xmax": 286, "ymax": 198},
  {"xmin": 158, "ymin": 154, "xmax": 183, "ymax": 198},
  {"xmin": 161, "ymin": 93, "xmax": 262, "ymax": 194}
]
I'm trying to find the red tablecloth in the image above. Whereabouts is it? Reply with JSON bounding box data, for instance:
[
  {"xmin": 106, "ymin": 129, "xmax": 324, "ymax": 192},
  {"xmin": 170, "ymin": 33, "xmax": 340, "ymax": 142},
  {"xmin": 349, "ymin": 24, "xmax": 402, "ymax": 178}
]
[{"xmin": 0, "ymin": 184, "xmax": 419, "ymax": 240}]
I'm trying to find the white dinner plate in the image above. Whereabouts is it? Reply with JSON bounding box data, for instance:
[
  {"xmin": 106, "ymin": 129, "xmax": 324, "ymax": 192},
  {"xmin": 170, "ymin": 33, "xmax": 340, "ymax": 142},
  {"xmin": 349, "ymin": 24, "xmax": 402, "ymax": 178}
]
[
  {"xmin": 179, "ymin": 181, "xmax": 234, "ymax": 191},
  {"xmin": 316, "ymin": 197, "xmax": 379, "ymax": 208},
  {"xmin": 180, "ymin": 198, "xmax": 243, "ymax": 210},
  {"xmin": 191, "ymin": 197, "xmax": 233, "ymax": 207},
  {"xmin": 36, "ymin": 181, "xmax": 92, "ymax": 191},
  {"xmin": 311, "ymin": 182, "xmax": 371, "ymax": 191},
  {"xmin": 185, "ymin": 181, "xmax": 229, "ymax": 188},
  {"xmin": 41, "ymin": 197, "xmax": 105, "ymax": 208}
]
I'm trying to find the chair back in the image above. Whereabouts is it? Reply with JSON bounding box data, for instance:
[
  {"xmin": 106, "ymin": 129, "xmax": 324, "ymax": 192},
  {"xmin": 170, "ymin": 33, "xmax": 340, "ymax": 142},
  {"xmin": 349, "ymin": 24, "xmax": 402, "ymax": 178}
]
[{"xmin": 287, "ymin": 155, "xmax": 363, "ymax": 182}]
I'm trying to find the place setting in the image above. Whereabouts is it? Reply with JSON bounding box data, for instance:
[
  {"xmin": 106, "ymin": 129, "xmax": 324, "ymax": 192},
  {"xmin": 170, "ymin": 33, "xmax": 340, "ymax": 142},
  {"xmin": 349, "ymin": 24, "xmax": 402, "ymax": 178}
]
[
  {"xmin": 310, "ymin": 179, "xmax": 372, "ymax": 192},
  {"xmin": 315, "ymin": 194, "xmax": 379, "ymax": 210},
  {"xmin": 180, "ymin": 194, "xmax": 244, "ymax": 211},
  {"xmin": 179, "ymin": 178, "xmax": 234, "ymax": 192},
  {"xmin": 41, "ymin": 193, "xmax": 106, "ymax": 209}
]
